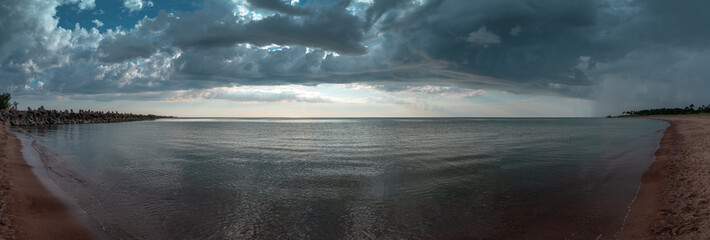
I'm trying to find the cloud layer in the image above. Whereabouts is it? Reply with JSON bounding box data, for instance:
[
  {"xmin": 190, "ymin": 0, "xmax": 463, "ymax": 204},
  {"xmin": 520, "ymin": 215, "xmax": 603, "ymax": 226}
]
[{"xmin": 1, "ymin": 0, "xmax": 709, "ymax": 115}]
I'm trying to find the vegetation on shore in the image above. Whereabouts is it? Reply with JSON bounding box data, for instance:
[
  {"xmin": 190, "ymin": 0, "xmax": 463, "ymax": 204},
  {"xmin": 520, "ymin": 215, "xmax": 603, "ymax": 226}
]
[
  {"xmin": 617, "ymin": 104, "xmax": 710, "ymax": 117},
  {"xmin": 0, "ymin": 93, "xmax": 10, "ymax": 110}
]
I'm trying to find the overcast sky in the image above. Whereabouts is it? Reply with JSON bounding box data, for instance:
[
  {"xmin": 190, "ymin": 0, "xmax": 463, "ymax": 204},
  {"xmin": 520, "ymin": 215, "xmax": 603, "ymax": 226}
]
[{"xmin": 0, "ymin": 0, "xmax": 708, "ymax": 117}]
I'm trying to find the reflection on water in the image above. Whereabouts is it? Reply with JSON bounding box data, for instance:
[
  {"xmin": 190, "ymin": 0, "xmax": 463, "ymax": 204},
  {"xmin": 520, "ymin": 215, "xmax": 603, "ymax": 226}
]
[{"xmin": 22, "ymin": 118, "xmax": 666, "ymax": 239}]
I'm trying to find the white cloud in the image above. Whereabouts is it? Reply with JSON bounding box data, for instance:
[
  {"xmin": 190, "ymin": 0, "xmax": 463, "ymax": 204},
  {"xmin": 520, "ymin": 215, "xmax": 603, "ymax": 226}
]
[
  {"xmin": 466, "ymin": 26, "xmax": 500, "ymax": 48},
  {"xmin": 406, "ymin": 86, "xmax": 486, "ymax": 98},
  {"xmin": 78, "ymin": 0, "xmax": 95, "ymax": 10},
  {"xmin": 92, "ymin": 19, "xmax": 103, "ymax": 27},
  {"xmin": 356, "ymin": 84, "xmax": 487, "ymax": 99},
  {"xmin": 138, "ymin": 86, "xmax": 338, "ymax": 103},
  {"xmin": 510, "ymin": 26, "xmax": 521, "ymax": 37},
  {"xmin": 123, "ymin": 0, "xmax": 153, "ymax": 12},
  {"xmin": 234, "ymin": 4, "xmax": 265, "ymax": 21},
  {"xmin": 576, "ymin": 56, "xmax": 591, "ymax": 70},
  {"xmin": 25, "ymin": 79, "xmax": 45, "ymax": 89},
  {"xmin": 61, "ymin": 0, "xmax": 96, "ymax": 10}
]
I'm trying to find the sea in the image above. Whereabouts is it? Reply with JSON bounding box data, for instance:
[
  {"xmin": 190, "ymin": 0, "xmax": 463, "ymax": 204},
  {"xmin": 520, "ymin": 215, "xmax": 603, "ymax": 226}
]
[{"xmin": 13, "ymin": 118, "xmax": 667, "ymax": 239}]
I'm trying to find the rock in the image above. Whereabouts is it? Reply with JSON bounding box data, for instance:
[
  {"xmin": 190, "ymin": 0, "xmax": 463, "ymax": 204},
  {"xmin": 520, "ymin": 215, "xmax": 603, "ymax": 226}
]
[{"xmin": 0, "ymin": 108, "xmax": 172, "ymax": 126}]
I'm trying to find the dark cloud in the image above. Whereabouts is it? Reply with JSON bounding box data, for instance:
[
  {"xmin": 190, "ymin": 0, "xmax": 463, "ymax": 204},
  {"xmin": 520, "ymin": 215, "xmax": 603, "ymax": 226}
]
[
  {"xmin": 0, "ymin": 0, "xmax": 709, "ymax": 115},
  {"xmin": 246, "ymin": 0, "xmax": 310, "ymax": 15},
  {"xmin": 243, "ymin": 12, "xmax": 366, "ymax": 55},
  {"xmin": 98, "ymin": 33, "xmax": 159, "ymax": 62},
  {"xmin": 364, "ymin": 0, "xmax": 411, "ymax": 26},
  {"xmin": 164, "ymin": 0, "xmax": 366, "ymax": 55},
  {"xmin": 368, "ymin": 0, "xmax": 603, "ymax": 87},
  {"xmin": 622, "ymin": 0, "xmax": 710, "ymax": 49}
]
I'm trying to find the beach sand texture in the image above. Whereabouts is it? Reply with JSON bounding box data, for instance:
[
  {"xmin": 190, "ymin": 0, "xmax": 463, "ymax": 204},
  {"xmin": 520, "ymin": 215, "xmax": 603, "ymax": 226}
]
[
  {"xmin": 620, "ymin": 116, "xmax": 710, "ymax": 239},
  {"xmin": 0, "ymin": 125, "xmax": 93, "ymax": 240}
]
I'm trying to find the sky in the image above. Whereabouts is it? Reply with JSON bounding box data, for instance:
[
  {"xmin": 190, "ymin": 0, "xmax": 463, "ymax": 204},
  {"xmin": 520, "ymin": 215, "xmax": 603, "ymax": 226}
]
[{"xmin": 0, "ymin": 0, "xmax": 708, "ymax": 117}]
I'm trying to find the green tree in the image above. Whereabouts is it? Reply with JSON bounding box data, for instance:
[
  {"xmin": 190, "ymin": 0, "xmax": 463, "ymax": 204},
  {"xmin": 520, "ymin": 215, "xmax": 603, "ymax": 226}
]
[{"xmin": 0, "ymin": 93, "xmax": 10, "ymax": 110}]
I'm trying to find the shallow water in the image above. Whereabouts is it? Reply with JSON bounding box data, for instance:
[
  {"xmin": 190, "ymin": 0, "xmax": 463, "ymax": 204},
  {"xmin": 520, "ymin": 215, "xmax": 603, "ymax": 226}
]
[{"xmin": 19, "ymin": 118, "xmax": 666, "ymax": 239}]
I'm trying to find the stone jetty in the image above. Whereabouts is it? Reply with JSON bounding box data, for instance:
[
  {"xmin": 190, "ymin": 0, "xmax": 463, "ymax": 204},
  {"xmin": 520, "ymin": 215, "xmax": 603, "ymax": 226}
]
[{"xmin": 0, "ymin": 106, "xmax": 172, "ymax": 126}]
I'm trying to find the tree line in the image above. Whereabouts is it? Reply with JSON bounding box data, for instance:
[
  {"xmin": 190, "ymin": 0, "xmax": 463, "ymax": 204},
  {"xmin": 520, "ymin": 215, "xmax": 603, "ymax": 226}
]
[
  {"xmin": 622, "ymin": 104, "xmax": 710, "ymax": 116},
  {"xmin": 0, "ymin": 93, "xmax": 18, "ymax": 110}
]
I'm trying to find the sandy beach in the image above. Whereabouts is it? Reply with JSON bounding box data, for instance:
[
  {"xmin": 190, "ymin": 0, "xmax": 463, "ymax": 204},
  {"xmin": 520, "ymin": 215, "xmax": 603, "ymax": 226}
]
[
  {"xmin": 620, "ymin": 116, "xmax": 710, "ymax": 239},
  {"xmin": 0, "ymin": 125, "xmax": 94, "ymax": 239}
]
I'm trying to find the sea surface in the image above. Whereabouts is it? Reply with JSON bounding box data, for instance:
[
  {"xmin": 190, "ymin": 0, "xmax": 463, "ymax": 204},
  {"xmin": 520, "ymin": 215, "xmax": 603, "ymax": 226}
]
[{"xmin": 16, "ymin": 118, "xmax": 667, "ymax": 239}]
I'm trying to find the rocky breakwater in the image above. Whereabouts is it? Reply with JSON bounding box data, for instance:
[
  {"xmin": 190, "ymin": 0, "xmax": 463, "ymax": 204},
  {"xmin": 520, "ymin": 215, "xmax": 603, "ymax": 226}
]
[{"xmin": 0, "ymin": 106, "xmax": 172, "ymax": 126}]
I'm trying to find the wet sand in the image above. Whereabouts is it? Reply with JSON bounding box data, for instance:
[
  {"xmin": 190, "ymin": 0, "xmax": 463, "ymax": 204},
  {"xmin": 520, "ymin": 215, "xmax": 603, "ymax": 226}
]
[
  {"xmin": 0, "ymin": 125, "xmax": 94, "ymax": 239},
  {"xmin": 620, "ymin": 116, "xmax": 710, "ymax": 239}
]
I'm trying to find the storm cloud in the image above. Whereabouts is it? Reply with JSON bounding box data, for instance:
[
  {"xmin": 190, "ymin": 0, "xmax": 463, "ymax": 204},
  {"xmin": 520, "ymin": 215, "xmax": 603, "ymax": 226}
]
[{"xmin": 1, "ymin": 0, "xmax": 709, "ymax": 115}]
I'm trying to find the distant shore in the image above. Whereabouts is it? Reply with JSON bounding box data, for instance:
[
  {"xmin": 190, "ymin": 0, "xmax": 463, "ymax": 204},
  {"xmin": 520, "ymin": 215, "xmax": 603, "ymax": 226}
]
[
  {"xmin": 620, "ymin": 116, "xmax": 710, "ymax": 238},
  {"xmin": 0, "ymin": 125, "xmax": 95, "ymax": 239}
]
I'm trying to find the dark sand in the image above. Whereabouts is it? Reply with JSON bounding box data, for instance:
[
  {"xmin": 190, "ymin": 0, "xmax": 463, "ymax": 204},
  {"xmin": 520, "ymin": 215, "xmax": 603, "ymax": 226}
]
[
  {"xmin": 0, "ymin": 125, "xmax": 95, "ymax": 239},
  {"xmin": 620, "ymin": 116, "xmax": 710, "ymax": 239}
]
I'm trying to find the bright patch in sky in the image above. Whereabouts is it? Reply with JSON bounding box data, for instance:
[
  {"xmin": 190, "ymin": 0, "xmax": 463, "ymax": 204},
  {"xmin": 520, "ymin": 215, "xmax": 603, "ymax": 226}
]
[
  {"xmin": 25, "ymin": 78, "xmax": 46, "ymax": 89},
  {"xmin": 13, "ymin": 84, "xmax": 592, "ymax": 117}
]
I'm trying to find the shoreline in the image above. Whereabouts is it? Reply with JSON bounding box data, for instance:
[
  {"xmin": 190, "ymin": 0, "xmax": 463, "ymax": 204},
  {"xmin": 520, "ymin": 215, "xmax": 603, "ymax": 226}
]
[
  {"xmin": 620, "ymin": 116, "xmax": 710, "ymax": 238},
  {"xmin": 0, "ymin": 125, "xmax": 96, "ymax": 239}
]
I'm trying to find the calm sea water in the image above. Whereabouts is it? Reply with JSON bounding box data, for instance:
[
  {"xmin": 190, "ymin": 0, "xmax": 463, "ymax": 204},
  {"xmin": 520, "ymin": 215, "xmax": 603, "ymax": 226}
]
[{"xmin": 18, "ymin": 118, "xmax": 666, "ymax": 239}]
